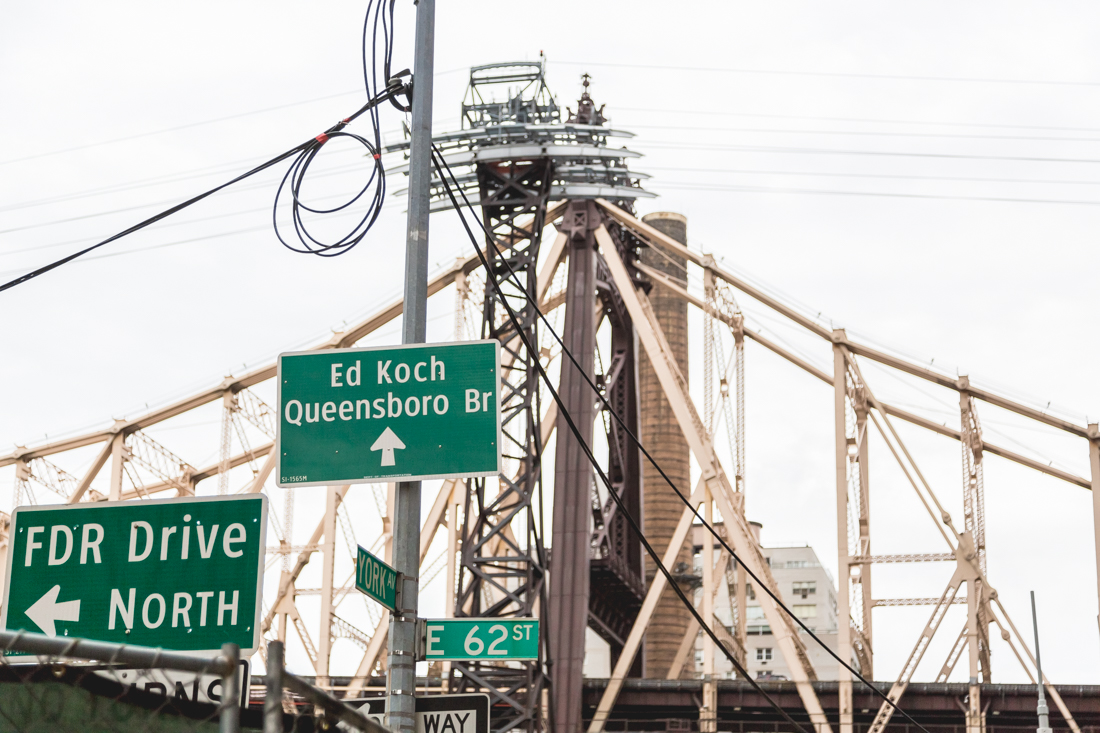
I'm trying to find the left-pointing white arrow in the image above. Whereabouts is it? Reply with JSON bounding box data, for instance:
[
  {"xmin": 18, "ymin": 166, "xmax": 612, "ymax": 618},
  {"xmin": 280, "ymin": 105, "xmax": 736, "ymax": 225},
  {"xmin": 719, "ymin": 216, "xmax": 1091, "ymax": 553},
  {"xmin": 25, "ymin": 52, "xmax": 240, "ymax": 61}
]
[{"xmin": 25, "ymin": 585, "xmax": 80, "ymax": 636}]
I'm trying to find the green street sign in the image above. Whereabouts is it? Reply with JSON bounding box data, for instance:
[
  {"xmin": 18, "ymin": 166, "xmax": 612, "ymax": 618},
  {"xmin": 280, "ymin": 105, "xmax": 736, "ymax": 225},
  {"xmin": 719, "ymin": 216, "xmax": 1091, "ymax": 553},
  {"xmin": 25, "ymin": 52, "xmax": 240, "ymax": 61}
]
[
  {"xmin": 419, "ymin": 618, "xmax": 539, "ymax": 661},
  {"xmin": 277, "ymin": 341, "xmax": 501, "ymax": 488},
  {"xmin": 355, "ymin": 545, "xmax": 397, "ymax": 611},
  {"xmin": 1, "ymin": 495, "xmax": 266, "ymax": 654}
]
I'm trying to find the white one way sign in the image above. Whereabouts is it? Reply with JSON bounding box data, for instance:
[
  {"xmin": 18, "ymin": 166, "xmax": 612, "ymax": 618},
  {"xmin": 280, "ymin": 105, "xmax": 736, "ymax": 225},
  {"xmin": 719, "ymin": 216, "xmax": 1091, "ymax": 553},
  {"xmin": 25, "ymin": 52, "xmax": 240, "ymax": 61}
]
[{"xmin": 353, "ymin": 693, "xmax": 488, "ymax": 733}]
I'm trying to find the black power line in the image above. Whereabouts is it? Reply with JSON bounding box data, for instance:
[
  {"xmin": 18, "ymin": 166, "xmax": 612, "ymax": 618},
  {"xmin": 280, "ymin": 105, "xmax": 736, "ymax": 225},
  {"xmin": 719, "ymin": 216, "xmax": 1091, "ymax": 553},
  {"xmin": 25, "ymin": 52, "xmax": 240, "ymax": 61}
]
[{"xmin": 431, "ymin": 147, "xmax": 935, "ymax": 733}]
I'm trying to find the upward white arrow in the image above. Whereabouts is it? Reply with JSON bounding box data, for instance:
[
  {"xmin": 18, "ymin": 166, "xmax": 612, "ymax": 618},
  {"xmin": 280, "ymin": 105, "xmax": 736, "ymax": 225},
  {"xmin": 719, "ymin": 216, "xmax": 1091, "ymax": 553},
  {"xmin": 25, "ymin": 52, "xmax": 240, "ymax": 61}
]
[
  {"xmin": 25, "ymin": 585, "xmax": 80, "ymax": 637},
  {"xmin": 370, "ymin": 426, "xmax": 406, "ymax": 467}
]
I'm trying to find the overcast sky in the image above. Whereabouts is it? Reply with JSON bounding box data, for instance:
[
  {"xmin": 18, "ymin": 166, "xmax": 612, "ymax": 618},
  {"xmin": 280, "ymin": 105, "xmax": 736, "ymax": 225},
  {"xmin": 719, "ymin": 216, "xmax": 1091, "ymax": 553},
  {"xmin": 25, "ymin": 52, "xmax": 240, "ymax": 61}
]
[{"xmin": 2, "ymin": 1, "xmax": 1099, "ymax": 686}]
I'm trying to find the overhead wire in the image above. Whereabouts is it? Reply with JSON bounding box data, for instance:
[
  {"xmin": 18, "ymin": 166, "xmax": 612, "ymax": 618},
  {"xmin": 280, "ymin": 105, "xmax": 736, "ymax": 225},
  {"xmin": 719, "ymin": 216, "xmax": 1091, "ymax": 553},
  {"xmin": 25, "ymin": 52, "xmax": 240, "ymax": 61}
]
[
  {"xmin": 6, "ymin": 61, "xmax": 1093, "ymax": 173},
  {"xmin": 431, "ymin": 146, "xmax": 935, "ymax": 733},
  {"xmin": 643, "ymin": 166, "xmax": 1100, "ymax": 188},
  {"xmin": 626, "ymin": 123, "xmax": 1100, "ymax": 143},
  {"xmin": 642, "ymin": 140, "xmax": 1100, "ymax": 166},
  {"xmin": 616, "ymin": 106, "xmax": 1100, "ymax": 134},
  {"xmin": 0, "ymin": 90, "xmax": 362, "ymax": 168},
  {"xmin": 0, "ymin": 153, "xmax": 278, "ymax": 215},
  {"xmin": 652, "ymin": 181, "xmax": 1100, "ymax": 207},
  {"xmin": 555, "ymin": 60, "xmax": 1100, "ymax": 88},
  {"xmin": 0, "ymin": 150, "xmax": 415, "ymax": 243}
]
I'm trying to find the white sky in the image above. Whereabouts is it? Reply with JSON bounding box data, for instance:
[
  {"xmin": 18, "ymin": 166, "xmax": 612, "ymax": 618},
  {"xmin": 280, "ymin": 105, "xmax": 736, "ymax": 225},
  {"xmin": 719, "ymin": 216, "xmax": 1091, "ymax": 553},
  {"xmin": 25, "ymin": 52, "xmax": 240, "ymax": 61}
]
[{"xmin": 2, "ymin": 0, "xmax": 1099, "ymax": 686}]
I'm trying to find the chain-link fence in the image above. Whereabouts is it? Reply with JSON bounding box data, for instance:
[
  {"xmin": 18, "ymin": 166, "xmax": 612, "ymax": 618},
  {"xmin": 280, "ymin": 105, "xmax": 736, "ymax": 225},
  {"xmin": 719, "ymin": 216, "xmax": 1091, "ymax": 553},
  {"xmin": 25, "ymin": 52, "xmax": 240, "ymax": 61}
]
[{"xmin": 0, "ymin": 631, "xmax": 386, "ymax": 733}]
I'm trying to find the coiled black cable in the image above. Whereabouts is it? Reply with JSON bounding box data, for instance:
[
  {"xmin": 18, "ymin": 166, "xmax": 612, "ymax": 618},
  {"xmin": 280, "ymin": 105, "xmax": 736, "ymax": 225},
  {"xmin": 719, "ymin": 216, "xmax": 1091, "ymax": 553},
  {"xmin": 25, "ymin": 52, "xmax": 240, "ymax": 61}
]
[{"xmin": 271, "ymin": 0, "xmax": 401, "ymax": 256}]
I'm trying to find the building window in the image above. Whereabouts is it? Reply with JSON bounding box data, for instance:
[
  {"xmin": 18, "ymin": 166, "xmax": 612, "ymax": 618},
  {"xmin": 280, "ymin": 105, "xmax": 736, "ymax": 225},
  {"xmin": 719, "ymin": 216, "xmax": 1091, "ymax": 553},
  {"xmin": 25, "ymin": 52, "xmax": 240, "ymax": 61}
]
[
  {"xmin": 786, "ymin": 560, "xmax": 812, "ymax": 569},
  {"xmin": 756, "ymin": 670, "xmax": 771, "ymax": 680},
  {"xmin": 792, "ymin": 581, "xmax": 816, "ymax": 599},
  {"xmin": 755, "ymin": 647, "xmax": 773, "ymax": 662},
  {"xmin": 746, "ymin": 583, "xmax": 756, "ymax": 600},
  {"xmin": 792, "ymin": 604, "xmax": 817, "ymax": 619}
]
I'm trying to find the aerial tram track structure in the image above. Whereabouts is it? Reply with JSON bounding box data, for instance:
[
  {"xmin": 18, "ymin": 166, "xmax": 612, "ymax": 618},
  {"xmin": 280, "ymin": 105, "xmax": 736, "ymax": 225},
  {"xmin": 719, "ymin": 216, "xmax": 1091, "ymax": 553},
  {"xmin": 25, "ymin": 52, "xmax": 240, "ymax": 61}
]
[{"xmin": 2, "ymin": 59, "xmax": 1098, "ymax": 733}]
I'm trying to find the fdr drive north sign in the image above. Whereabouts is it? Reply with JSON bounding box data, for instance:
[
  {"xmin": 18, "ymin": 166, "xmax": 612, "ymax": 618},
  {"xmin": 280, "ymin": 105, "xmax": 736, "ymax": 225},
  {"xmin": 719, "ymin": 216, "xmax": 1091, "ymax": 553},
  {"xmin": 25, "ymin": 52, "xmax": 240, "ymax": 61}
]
[
  {"xmin": 277, "ymin": 341, "xmax": 501, "ymax": 487},
  {"xmin": 1, "ymin": 495, "xmax": 266, "ymax": 654}
]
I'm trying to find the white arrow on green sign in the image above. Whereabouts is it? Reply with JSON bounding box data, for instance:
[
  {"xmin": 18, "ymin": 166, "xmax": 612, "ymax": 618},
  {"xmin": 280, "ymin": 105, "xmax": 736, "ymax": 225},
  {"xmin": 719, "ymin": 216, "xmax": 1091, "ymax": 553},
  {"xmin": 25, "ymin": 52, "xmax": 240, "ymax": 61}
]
[
  {"xmin": 1, "ymin": 495, "xmax": 267, "ymax": 654},
  {"xmin": 277, "ymin": 340, "xmax": 501, "ymax": 487},
  {"xmin": 419, "ymin": 618, "xmax": 539, "ymax": 661},
  {"xmin": 355, "ymin": 544, "xmax": 397, "ymax": 611}
]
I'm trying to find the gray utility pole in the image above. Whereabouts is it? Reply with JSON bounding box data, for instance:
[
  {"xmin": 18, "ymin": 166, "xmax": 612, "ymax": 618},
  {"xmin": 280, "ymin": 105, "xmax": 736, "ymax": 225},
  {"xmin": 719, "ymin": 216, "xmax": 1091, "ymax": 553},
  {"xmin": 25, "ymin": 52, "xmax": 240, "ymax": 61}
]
[
  {"xmin": 387, "ymin": 1, "xmax": 434, "ymax": 733},
  {"xmin": 1030, "ymin": 591, "xmax": 1052, "ymax": 733}
]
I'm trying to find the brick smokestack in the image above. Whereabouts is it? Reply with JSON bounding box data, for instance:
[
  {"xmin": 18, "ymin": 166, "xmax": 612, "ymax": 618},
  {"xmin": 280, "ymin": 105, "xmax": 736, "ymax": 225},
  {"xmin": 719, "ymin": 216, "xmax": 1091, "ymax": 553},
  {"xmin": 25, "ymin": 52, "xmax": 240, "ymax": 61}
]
[{"xmin": 638, "ymin": 211, "xmax": 692, "ymax": 677}]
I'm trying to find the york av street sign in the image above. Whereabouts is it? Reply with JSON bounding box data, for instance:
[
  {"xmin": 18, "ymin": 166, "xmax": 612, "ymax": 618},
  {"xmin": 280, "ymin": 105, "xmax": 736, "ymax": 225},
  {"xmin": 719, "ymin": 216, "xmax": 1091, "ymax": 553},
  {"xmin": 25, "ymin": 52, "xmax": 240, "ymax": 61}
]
[
  {"xmin": 419, "ymin": 618, "xmax": 539, "ymax": 661},
  {"xmin": 355, "ymin": 544, "xmax": 397, "ymax": 611},
  {"xmin": 1, "ymin": 495, "xmax": 266, "ymax": 654},
  {"xmin": 277, "ymin": 341, "xmax": 501, "ymax": 487}
]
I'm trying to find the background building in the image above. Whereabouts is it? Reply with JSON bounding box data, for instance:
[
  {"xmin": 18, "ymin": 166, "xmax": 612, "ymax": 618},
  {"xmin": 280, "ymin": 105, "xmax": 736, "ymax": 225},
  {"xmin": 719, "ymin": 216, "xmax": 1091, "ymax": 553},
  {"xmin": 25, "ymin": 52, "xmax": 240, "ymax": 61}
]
[{"xmin": 582, "ymin": 522, "xmax": 850, "ymax": 681}]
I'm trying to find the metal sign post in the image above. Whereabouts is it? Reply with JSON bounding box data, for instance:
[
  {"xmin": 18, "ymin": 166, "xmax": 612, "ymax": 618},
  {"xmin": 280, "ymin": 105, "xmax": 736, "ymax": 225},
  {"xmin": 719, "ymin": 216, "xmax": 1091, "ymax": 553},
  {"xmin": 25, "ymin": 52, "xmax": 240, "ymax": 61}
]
[
  {"xmin": 391, "ymin": 1, "xmax": 436, "ymax": 731},
  {"xmin": 1, "ymin": 495, "xmax": 266, "ymax": 653}
]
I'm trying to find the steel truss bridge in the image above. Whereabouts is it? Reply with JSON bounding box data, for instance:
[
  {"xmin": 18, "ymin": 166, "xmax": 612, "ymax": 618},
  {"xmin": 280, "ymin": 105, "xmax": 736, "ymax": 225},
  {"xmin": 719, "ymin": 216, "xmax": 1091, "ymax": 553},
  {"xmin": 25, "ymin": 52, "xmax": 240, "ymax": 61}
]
[{"xmin": 2, "ymin": 59, "xmax": 1099, "ymax": 733}]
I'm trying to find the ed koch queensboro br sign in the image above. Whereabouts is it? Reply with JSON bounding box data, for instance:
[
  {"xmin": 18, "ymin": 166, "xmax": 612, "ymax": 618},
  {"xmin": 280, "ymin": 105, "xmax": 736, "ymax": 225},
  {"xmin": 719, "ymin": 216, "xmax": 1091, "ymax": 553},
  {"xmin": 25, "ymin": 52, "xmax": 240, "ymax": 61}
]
[{"xmin": 277, "ymin": 341, "xmax": 501, "ymax": 487}]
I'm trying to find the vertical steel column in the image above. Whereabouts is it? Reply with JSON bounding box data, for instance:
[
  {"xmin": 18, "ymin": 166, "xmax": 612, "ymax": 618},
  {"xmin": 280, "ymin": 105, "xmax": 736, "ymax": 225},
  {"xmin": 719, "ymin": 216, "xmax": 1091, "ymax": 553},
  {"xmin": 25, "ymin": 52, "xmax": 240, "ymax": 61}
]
[
  {"xmin": 549, "ymin": 200, "xmax": 598, "ymax": 733},
  {"xmin": 703, "ymin": 268, "xmax": 716, "ymax": 435},
  {"xmin": 317, "ymin": 487, "xmax": 338, "ymax": 689},
  {"xmin": 855, "ymin": 397, "xmax": 872, "ymax": 676},
  {"xmin": 1089, "ymin": 424, "xmax": 1100, "ymax": 640},
  {"xmin": 454, "ymin": 160, "xmax": 551, "ymax": 733},
  {"xmin": 1030, "ymin": 592, "xmax": 1053, "ymax": 733},
  {"xmin": 443, "ymin": 483, "xmax": 460, "ymax": 691},
  {"xmin": 108, "ymin": 432, "xmax": 126, "ymax": 501},
  {"xmin": 264, "ymin": 641, "xmax": 285, "ymax": 733},
  {"xmin": 960, "ymin": 382, "xmax": 991, "ymax": 682},
  {"xmin": 388, "ymin": 1, "xmax": 434, "ymax": 730},
  {"xmin": 966, "ymin": 577, "xmax": 982, "ymax": 733},
  {"xmin": 220, "ymin": 642, "xmax": 241, "ymax": 733},
  {"xmin": 700, "ymin": 490, "xmax": 717, "ymax": 733},
  {"xmin": 218, "ymin": 391, "xmax": 235, "ymax": 495},
  {"xmin": 832, "ymin": 341, "xmax": 853, "ymax": 733},
  {"xmin": 735, "ymin": 559, "xmax": 747, "ymax": 660}
]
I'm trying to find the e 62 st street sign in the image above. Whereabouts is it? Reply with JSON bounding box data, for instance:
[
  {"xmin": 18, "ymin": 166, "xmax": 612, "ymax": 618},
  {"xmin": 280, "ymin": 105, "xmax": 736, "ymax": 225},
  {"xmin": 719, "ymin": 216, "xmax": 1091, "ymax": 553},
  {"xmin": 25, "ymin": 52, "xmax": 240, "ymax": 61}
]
[
  {"xmin": 419, "ymin": 618, "xmax": 539, "ymax": 661},
  {"xmin": 277, "ymin": 341, "xmax": 501, "ymax": 487},
  {"xmin": 1, "ymin": 495, "xmax": 266, "ymax": 654},
  {"xmin": 355, "ymin": 545, "xmax": 397, "ymax": 611}
]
